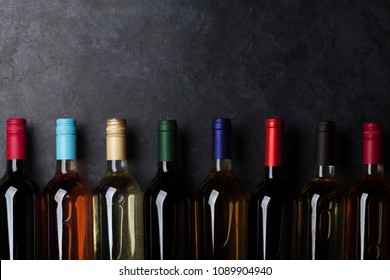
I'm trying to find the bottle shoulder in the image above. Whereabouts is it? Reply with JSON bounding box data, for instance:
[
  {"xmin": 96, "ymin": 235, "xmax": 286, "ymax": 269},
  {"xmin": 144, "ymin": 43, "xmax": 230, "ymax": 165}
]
[
  {"xmin": 251, "ymin": 177, "xmax": 286, "ymax": 196},
  {"xmin": 145, "ymin": 170, "xmax": 190, "ymax": 195},
  {"xmin": 198, "ymin": 170, "xmax": 246, "ymax": 196},
  {"xmin": 43, "ymin": 173, "xmax": 91, "ymax": 195},
  {"xmin": 301, "ymin": 179, "xmax": 346, "ymax": 198},
  {"xmin": 95, "ymin": 173, "xmax": 142, "ymax": 194},
  {"xmin": 350, "ymin": 176, "xmax": 390, "ymax": 197},
  {"xmin": 0, "ymin": 173, "xmax": 40, "ymax": 194}
]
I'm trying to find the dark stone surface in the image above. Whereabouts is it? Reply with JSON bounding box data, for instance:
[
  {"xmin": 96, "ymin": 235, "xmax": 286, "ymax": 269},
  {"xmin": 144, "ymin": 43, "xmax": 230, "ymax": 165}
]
[{"xmin": 1, "ymin": 0, "xmax": 390, "ymax": 193}]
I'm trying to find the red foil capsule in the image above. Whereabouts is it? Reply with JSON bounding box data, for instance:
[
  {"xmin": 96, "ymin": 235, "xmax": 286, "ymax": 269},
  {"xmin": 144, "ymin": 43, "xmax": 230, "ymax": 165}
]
[
  {"xmin": 363, "ymin": 122, "xmax": 383, "ymax": 164},
  {"xmin": 6, "ymin": 118, "xmax": 27, "ymax": 160},
  {"xmin": 265, "ymin": 118, "xmax": 284, "ymax": 166}
]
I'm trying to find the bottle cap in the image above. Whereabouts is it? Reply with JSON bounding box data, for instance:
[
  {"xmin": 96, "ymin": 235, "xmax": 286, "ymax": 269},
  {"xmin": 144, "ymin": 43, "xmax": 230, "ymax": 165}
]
[
  {"xmin": 56, "ymin": 118, "xmax": 77, "ymax": 160},
  {"xmin": 316, "ymin": 120, "xmax": 335, "ymax": 166},
  {"xmin": 6, "ymin": 118, "xmax": 27, "ymax": 160},
  {"xmin": 265, "ymin": 118, "xmax": 284, "ymax": 166},
  {"xmin": 212, "ymin": 118, "xmax": 232, "ymax": 160},
  {"xmin": 363, "ymin": 122, "xmax": 383, "ymax": 164}
]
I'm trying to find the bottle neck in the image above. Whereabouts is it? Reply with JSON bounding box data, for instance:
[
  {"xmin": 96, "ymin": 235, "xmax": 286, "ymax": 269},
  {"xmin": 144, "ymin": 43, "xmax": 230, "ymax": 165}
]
[
  {"xmin": 211, "ymin": 159, "xmax": 232, "ymax": 172},
  {"xmin": 264, "ymin": 166, "xmax": 283, "ymax": 179},
  {"xmin": 6, "ymin": 160, "xmax": 28, "ymax": 176},
  {"xmin": 363, "ymin": 164, "xmax": 384, "ymax": 177},
  {"xmin": 106, "ymin": 160, "xmax": 129, "ymax": 174},
  {"xmin": 314, "ymin": 165, "xmax": 336, "ymax": 179},
  {"xmin": 55, "ymin": 159, "xmax": 78, "ymax": 175}
]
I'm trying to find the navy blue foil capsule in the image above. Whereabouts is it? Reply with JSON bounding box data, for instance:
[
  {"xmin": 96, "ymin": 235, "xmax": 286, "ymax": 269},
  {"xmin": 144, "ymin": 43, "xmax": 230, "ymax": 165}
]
[{"xmin": 212, "ymin": 118, "xmax": 232, "ymax": 160}]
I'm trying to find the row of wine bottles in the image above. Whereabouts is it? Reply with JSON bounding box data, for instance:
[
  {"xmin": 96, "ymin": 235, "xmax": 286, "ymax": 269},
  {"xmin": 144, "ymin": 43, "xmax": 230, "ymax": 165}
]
[{"xmin": 0, "ymin": 118, "xmax": 389, "ymax": 260}]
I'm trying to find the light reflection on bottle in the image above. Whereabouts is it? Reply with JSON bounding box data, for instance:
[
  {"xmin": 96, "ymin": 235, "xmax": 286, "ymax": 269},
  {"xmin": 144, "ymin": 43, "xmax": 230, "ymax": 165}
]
[{"xmin": 5, "ymin": 187, "xmax": 17, "ymax": 260}]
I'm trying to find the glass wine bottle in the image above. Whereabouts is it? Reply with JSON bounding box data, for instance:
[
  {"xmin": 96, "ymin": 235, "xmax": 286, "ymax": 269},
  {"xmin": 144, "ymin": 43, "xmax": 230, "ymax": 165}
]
[
  {"xmin": 297, "ymin": 121, "xmax": 346, "ymax": 259},
  {"xmin": 346, "ymin": 122, "xmax": 390, "ymax": 259},
  {"xmin": 248, "ymin": 118, "xmax": 296, "ymax": 260},
  {"xmin": 195, "ymin": 118, "xmax": 248, "ymax": 260},
  {"xmin": 41, "ymin": 118, "xmax": 93, "ymax": 260},
  {"xmin": 94, "ymin": 118, "xmax": 144, "ymax": 260},
  {"xmin": 144, "ymin": 120, "xmax": 193, "ymax": 260},
  {"xmin": 0, "ymin": 118, "xmax": 40, "ymax": 260}
]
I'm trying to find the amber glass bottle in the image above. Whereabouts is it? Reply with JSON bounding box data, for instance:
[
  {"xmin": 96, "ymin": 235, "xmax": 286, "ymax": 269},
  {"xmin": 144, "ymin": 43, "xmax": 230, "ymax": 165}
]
[
  {"xmin": 195, "ymin": 118, "xmax": 248, "ymax": 260},
  {"xmin": 42, "ymin": 118, "xmax": 93, "ymax": 260}
]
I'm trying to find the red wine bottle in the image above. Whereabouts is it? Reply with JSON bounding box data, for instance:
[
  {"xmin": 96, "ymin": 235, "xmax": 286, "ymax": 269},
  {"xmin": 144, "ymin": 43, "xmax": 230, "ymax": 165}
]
[
  {"xmin": 297, "ymin": 121, "xmax": 346, "ymax": 259},
  {"xmin": 144, "ymin": 120, "xmax": 193, "ymax": 259},
  {"xmin": 0, "ymin": 118, "xmax": 40, "ymax": 260},
  {"xmin": 346, "ymin": 123, "xmax": 390, "ymax": 259},
  {"xmin": 195, "ymin": 119, "xmax": 248, "ymax": 260},
  {"xmin": 248, "ymin": 118, "xmax": 296, "ymax": 259},
  {"xmin": 42, "ymin": 118, "xmax": 93, "ymax": 260}
]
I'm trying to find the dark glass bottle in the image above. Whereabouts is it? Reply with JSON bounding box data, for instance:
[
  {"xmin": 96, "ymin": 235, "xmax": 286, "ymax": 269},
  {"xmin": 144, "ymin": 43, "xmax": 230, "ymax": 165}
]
[
  {"xmin": 144, "ymin": 120, "xmax": 193, "ymax": 259},
  {"xmin": 195, "ymin": 118, "xmax": 248, "ymax": 260},
  {"xmin": 94, "ymin": 118, "xmax": 144, "ymax": 260},
  {"xmin": 297, "ymin": 121, "xmax": 346, "ymax": 259},
  {"xmin": 0, "ymin": 118, "xmax": 40, "ymax": 260},
  {"xmin": 248, "ymin": 118, "xmax": 296, "ymax": 260},
  {"xmin": 42, "ymin": 118, "xmax": 93, "ymax": 260},
  {"xmin": 346, "ymin": 123, "xmax": 390, "ymax": 259}
]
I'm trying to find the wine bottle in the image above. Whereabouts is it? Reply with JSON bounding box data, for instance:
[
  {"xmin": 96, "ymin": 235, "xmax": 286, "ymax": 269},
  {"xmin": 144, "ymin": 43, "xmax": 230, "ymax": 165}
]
[
  {"xmin": 297, "ymin": 121, "xmax": 346, "ymax": 259},
  {"xmin": 248, "ymin": 118, "xmax": 296, "ymax": 259},
  {"xmin": 195, "ymin": 118, "xmax": 248, "ymax": 260},
  {"xmin": 94, "ymin": 118, "xmax": 144, "ymax": 260},
  {"xmin": 144, "ymin": 120, "xmax": 193, "ymax": 259},
  {"xmin": 346, "ymin": 122, "xmax": 390, "ymax": 259},
  {"xmin": 0, "ymin": 118, "xmax": 40, "ymax": 260},
  {"xmin": 41, "ymin": 118, "xmax": 93, "ymax": 260}
]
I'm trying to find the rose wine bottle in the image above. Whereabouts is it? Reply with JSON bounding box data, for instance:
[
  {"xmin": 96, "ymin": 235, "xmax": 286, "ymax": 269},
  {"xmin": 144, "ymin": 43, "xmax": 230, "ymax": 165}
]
[
  {"xmin": 195, "ymin": 118, "xmax": 248, "ymax": 260},
  {"xmin": 41, "ymin": 118, "xmax": 93, "ymax": 260},
  {"xmin": 94, "ymin": 118, "xmax": 144, "ymax": 260},
  {"xmin": 144, "ymin": 120, "xmax": 193, "ymax": 260},
  {"xmin": 346, "ymin": 123, "xmax": 390, "ymax": 259},
  {"xmin": 297, "ymin": 121, "xmax": 346, "ymax": 259},
  {"xmin": 0, "ymin": 118, "xmax": 40, "ymax": 260},
  {"xmin": 248, "ymin": 118, "xmax": 296, "ymax": 260}
]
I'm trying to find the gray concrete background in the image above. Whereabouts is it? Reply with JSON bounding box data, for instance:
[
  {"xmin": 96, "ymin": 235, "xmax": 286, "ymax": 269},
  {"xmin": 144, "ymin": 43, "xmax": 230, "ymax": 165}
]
[{"xmin": 1, "ymin": 0, "xmax": 390, "ymax": 193}]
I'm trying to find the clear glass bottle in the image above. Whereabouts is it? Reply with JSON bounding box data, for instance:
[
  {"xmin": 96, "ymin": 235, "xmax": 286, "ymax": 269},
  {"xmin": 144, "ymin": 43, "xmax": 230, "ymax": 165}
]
[
  {"xmin": 297, "ymin": 121, "xmax": 346, "ymax": 259},
  {"xmin": 42, "ymin": 118, "xmax": 93, "ymax": 260},
  {"xmin": 346, "ymin": 122, "xmax": 390, "ymax": 259},
  {"xmin": 195, "ymin": 118, "xmax": 248, "ymax": 260},
  {"xmin": 94, "ymin": 118, "xmax": 144, "ymax": 260}
]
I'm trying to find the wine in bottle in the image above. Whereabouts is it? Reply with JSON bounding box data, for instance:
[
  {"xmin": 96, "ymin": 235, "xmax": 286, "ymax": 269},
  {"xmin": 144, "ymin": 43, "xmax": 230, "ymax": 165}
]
[
  {"xmin": 144, "ymin": 120, "xmax": 193, "ymax": 260},
  {"xmin": 94, "ymin": 118, "xmax": 144, "ymax": 260},
  {"xmin": 248, "ymin": 118, "xmax": 296, "ymax": 259},
  {"xmin": 346, "ymin": 122, "xmax": 390, "ymax": 259},
  {"xmin": 297, "ymin": 121, "xmax": 346, "ymax": 259},
  {"xmin": 195, "ymin": 118, "xmax": 248, "ymax": 260},
  {"xmin": 41, "ymin": 118, "xmax": 93, "ymax": 260},
  {"xmin": 0, "ymin": 118, "xmax": 40, "ymax": 260}
]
